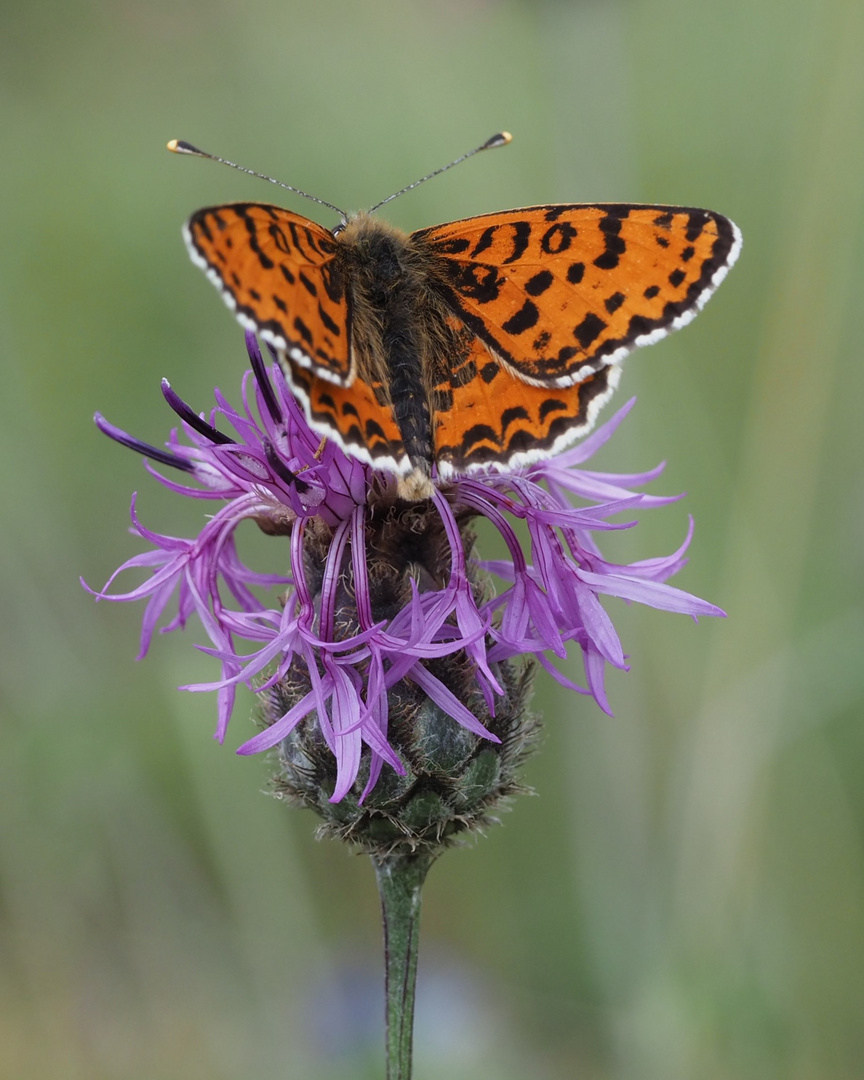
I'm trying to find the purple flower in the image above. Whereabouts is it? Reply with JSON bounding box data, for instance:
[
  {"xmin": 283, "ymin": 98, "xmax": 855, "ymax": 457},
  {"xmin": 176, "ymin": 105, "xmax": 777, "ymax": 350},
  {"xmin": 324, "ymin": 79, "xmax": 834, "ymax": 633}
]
[{"xmin": 86, "ymin": 331, "xmax": 722, "ymax": 839}]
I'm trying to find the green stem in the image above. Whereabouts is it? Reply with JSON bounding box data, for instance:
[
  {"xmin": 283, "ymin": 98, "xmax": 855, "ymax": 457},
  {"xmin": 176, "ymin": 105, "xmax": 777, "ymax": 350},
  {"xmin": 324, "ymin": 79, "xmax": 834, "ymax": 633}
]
[{"xmin": 372, "ymin": 852, "xmax": 435, "ymax": 1080}]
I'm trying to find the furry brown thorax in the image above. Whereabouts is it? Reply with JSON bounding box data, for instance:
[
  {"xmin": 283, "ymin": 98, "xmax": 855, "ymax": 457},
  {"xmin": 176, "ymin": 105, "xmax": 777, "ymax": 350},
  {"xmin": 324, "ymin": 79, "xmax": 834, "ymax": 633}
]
[{"xmin": 328, "ymin": 213, "xmax": 462, "ymax": 500}]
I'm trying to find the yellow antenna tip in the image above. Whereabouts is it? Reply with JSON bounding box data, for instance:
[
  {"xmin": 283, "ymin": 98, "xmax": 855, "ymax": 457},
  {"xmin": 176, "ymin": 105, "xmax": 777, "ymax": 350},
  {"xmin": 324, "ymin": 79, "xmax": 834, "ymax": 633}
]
[
  {"xmin": 481, "ymin": 132, "xmax": 513, "ymax": 151},
  {"xmin": 167, "ymin": 139, "xmax": 201, "ymax": 155}
]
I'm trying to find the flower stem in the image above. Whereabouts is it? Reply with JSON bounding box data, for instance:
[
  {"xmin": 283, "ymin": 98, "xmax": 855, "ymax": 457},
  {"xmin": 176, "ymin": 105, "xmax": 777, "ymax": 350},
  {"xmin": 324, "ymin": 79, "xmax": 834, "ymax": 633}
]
[{"xmin": 372, "ymin": 852, "xmax": 435, "ymax": 1080}]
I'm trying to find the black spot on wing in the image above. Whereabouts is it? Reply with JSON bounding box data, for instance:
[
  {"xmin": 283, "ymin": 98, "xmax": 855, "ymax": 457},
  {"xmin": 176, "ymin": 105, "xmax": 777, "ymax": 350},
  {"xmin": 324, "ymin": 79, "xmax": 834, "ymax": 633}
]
[
  {"xmin": 604, "ymin": 292, "xmax": 625, "ymax": 314},
  {"xmin": 567, "ymin": 261, "xmax": 585, "ymax": 284},
  {"xmin": 593, "ymin": 209, "xmax": 628, "ymax": 271},
  {"xmin": 685, "ymin": 212, "xmax": 706, "ymax": 242},
  {"xmin": 541, "ymin": 222, "xmax": 577, "ymax": 255},
  {"xmin": 288, "ymin": 221, "xmax": 312, "ymax": 260},
  {"xmin": 236, "ymin": 205, "xmax": 274, "ymax": 270},
  {"xmin": 462, "ymin": 423, "xmax": 501, "ymax": 451},
  {"xmin": 320, "ymin": 264, "xmax": 344, "ymax": 303},
  {"xmin": 445, "ymin": 263, "xmax": 504, "ymax": 304},
  {"xmin": 502, "ymin": 221, "xmax": 531, "ymax": 264},
  {"xmin": 318, "ymin": 302, "xmax": 341, "ymax": 336},
  {"xmin": 299, "ymin": 271, "xmax": 318, "ymax": 297},
  {"xmin": 437, "ymin": 237, "xmax": 471, "ymax": 255},
  {"xmin": 574, "ymin": 312, "xmax": 607, "ymax": 348},
  {"xmin": 501, "ymin": 406, "xmax": 530, "ymax": 434},
  {"xmin": 502, "ymin": 300, "xmax": 539, "ymax": 335},
  {"xmin": 269, "ymin": 223, "xmax": 293, "ymax": 255},
  {"xmin": 303, "ymin": 227, "xmax": 323, "ymax": 255},
  {"xmin": 293, "ymin": 315, "xmax": 313, "ymax": 346},
  {"xmin": 194, "ymin": 216, "xmax": 213, "ymax": 243},
  {"xmin": 539, "ymin": 397, "xmax": 567, "ymax": 421},
  {"xmin": 525, "ymin": 269, "xmax": 554, "ymax": 296},
  {"xmin": 626, "ymin": 314, "xmax": 653, "ymax": 339},
  {"xmin": 438, "ymin": 237, "xmax": 473, "ymax": 255},
  {"xmin": 470, "ymin": 226, "xmax": 497, "ymax": 258}
]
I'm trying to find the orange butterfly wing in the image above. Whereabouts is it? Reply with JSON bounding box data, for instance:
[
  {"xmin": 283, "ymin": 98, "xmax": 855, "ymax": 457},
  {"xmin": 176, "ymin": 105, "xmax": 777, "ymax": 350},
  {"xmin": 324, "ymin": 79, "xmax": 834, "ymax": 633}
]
[
  {"xmin": 281, "ymin": 356, "xmax": 410, "ymax": 476},
  {"xmin": 431, "ymin": 329, "xmax": 619, "ymax": 477},
  {"xmin": 416, "ymin": 204, "xmax": 741, "ymax": 387},
  {"xmin": 184, "ymin": 202, "xmax": 352, "ymax": 383}
]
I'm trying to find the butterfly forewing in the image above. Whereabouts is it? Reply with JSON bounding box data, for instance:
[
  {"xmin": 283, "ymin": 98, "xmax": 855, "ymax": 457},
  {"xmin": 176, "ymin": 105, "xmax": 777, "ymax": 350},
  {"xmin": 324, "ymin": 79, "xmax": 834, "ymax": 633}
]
[
  {"xmin": 184, "ymin": 203, "xmax": 352, "ymax": 383},
  {"xmin": 417, "ymin": 205, "xmax": 741, "ymax": 387}
]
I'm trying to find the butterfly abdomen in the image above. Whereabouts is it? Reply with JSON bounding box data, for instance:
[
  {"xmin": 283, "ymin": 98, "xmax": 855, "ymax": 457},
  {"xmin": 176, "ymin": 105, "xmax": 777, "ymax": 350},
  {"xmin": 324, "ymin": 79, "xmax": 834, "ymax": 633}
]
[{"xmin": 338, "ymin": 215, "xmax": 441, "ymax": 487}]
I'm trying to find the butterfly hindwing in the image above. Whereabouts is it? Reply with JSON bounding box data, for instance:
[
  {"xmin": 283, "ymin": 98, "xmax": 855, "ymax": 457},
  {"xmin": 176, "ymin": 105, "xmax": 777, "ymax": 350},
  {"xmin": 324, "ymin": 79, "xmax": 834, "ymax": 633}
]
[
  {"xmin": 432, "ymin": 330, "xmax": 619, "ymax": 477},
  {"xmin": 282, "ymin": 356, "xmax": 411, "ymax": 476},
  {"xmin": 184, "ymin": 202, "xmax": 352, "ymax": 383},
  {"xmin": 416, "ymin": 204, "xmax": 742, "ymax": 387}
]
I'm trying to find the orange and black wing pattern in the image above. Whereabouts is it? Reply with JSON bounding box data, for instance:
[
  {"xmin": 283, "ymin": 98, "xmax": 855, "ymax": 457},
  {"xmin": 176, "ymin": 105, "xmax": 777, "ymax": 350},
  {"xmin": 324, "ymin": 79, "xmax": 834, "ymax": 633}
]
[
  {"xmin": 183, "ymin": 203, "xmax": 352, "ymax": 383},
  {"xmin": 281, "ymin": 356, "xmax": 410, "ymax": 476},
  {"xmin": 431, "ymin": 330, "xmax": 618, "ymax": 477},
  {"xmin": 417, "ymin": 205, "xmax": 742, "ymax": 387}
]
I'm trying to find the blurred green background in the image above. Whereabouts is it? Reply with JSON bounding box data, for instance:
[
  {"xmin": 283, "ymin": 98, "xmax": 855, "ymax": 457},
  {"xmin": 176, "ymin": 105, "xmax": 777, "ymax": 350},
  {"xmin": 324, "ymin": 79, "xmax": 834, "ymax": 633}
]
[{"xmin": 2, "ymin": 1, "xmax": 863, "ymax": 1077}]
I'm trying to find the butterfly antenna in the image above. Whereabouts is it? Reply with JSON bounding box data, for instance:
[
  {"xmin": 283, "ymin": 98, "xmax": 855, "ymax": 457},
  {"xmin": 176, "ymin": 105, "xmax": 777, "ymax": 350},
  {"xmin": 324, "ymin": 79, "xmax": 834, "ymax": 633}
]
[
  {"xmin": 367, "ymin": 131, "xmax": 512, "ymax": 214},
  {"xmin": 167, "ymin": 139, "xmax": 348, "ymax": 222}
]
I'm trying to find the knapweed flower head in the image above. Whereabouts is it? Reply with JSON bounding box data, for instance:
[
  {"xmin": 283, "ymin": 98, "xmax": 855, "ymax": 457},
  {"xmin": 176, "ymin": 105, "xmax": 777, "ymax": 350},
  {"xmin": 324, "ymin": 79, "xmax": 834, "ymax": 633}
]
[{"xmin": 87, "ymin": 331, "xmax": 722, "ymax": 853}]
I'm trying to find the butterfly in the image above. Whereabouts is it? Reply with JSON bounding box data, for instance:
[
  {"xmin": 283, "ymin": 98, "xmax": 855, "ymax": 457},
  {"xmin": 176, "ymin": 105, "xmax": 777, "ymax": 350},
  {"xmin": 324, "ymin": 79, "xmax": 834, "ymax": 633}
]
[{"xmin": 176, "ymin": 137, "xmax": 741, "ymax": 500}]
